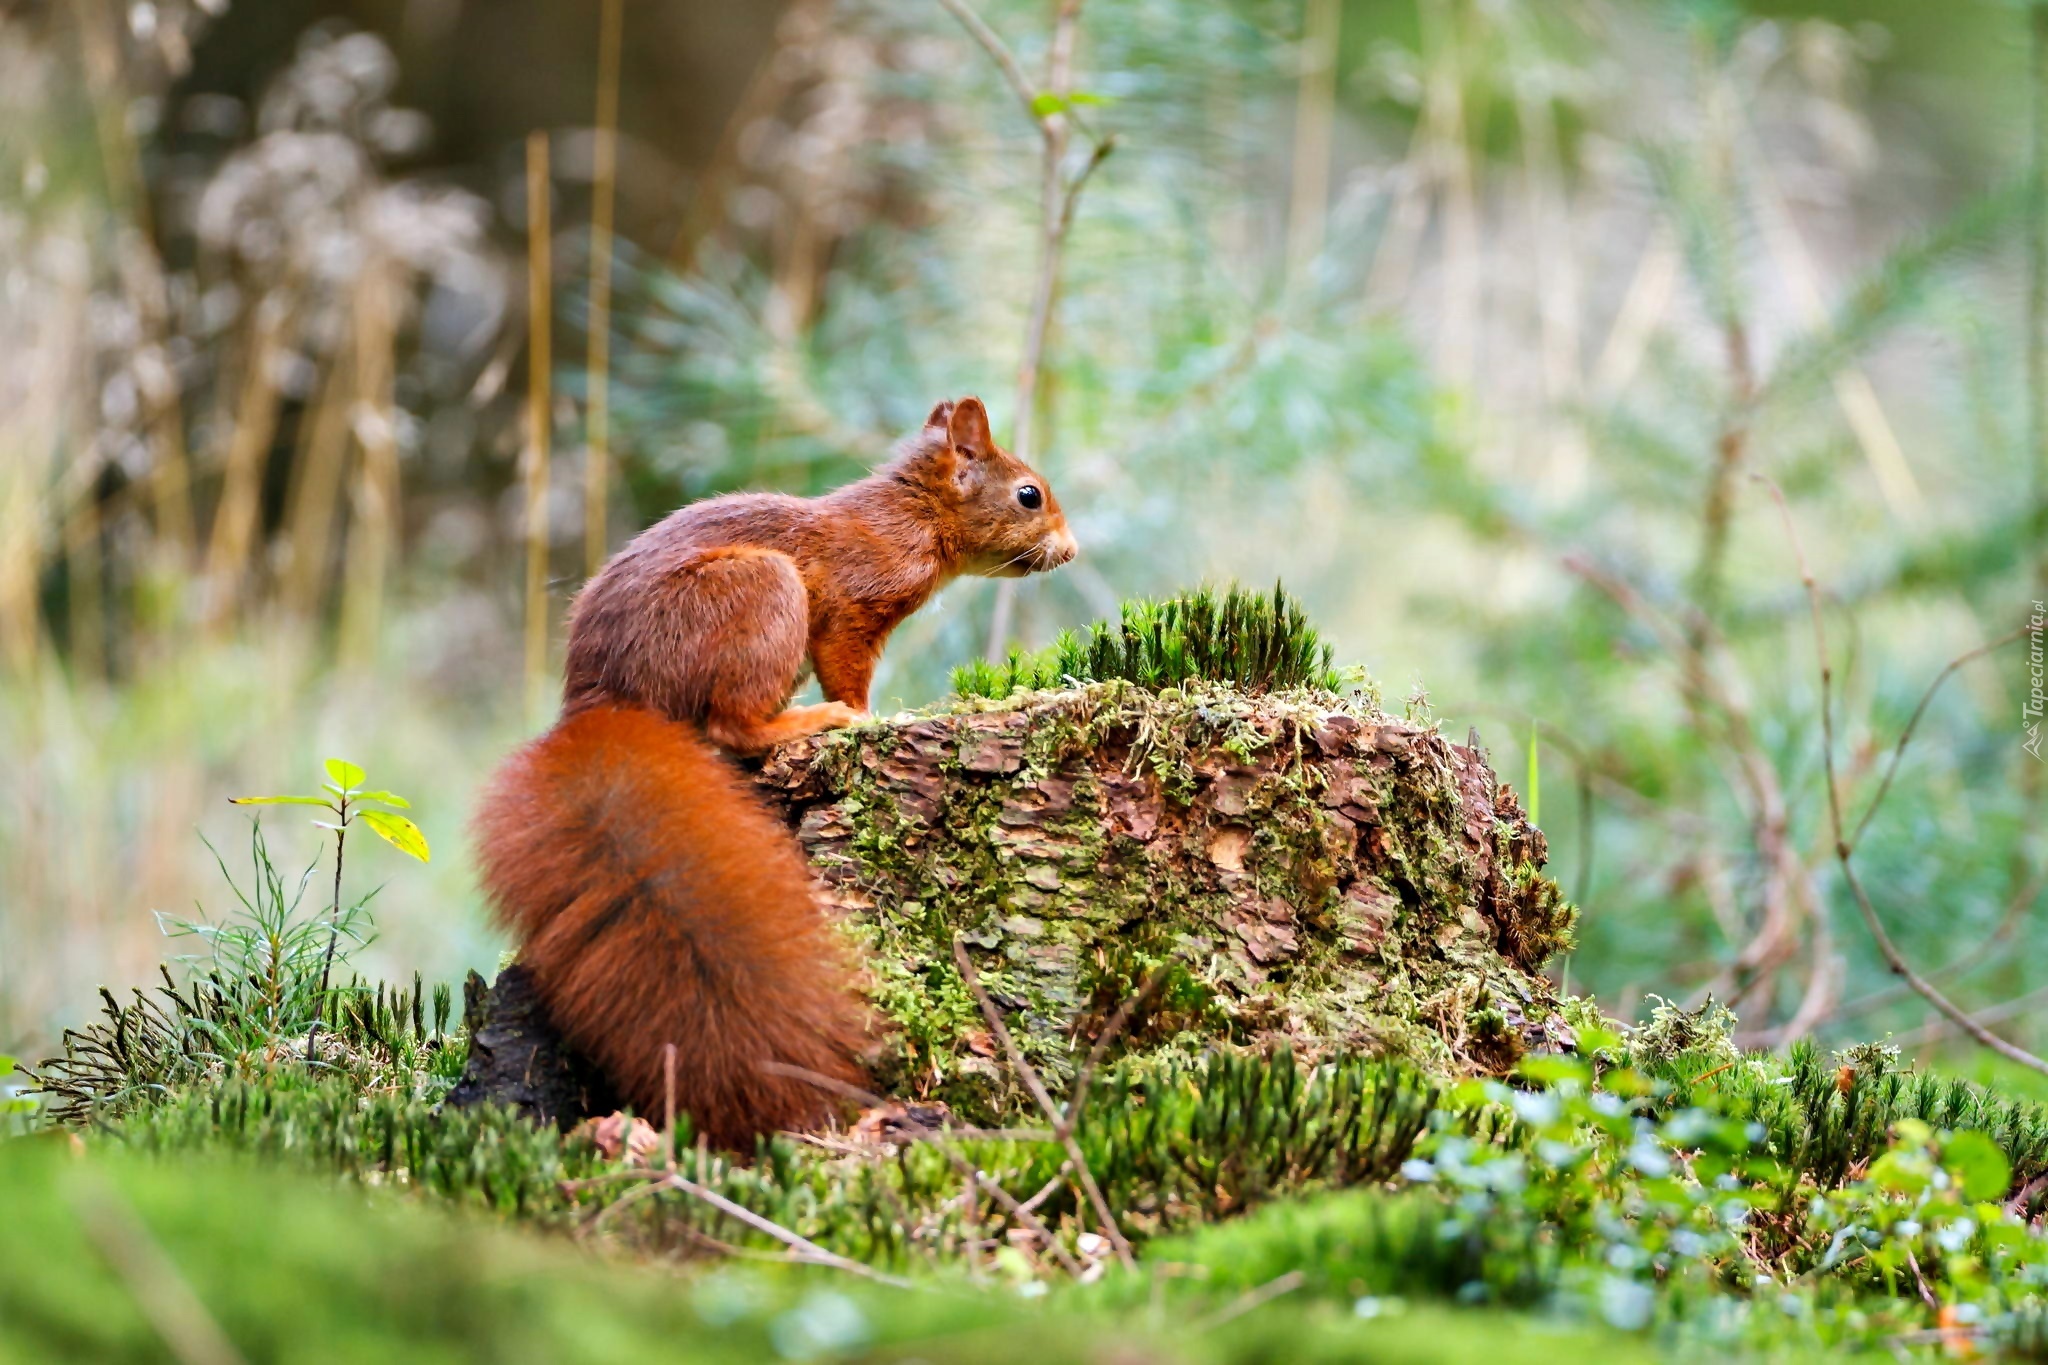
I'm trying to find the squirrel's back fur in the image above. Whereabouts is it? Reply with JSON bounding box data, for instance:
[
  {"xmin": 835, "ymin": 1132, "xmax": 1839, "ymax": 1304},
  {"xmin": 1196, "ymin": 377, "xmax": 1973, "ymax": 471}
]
[{"xmin": 472, "ymin": 703, "xmax": 869, "ymax": 1146}]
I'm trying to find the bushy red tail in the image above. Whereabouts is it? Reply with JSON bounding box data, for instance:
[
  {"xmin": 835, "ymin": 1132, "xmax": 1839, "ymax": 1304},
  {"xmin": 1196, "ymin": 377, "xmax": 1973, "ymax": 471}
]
[{"xmin": 472, "ymin": 704, "xmax": 869, "ymax": 1147}]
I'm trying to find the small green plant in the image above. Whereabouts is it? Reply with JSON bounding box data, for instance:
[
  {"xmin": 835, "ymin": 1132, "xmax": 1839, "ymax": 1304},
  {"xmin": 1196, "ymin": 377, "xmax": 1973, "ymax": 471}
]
[
  {"xmin": 152, "ymin": 821, "xmax": 367, "ymax": 1058},
  {"xmin": 229, "ymin": 759, "xmax": 429, "ymax": 1060},
  {"xmin": 32, "ymin": 761, "xmax": 435, "ymax": 1121},
  {"xmin": 953, "ymin": 582, "xmax": 1340, "ymax": 699}
]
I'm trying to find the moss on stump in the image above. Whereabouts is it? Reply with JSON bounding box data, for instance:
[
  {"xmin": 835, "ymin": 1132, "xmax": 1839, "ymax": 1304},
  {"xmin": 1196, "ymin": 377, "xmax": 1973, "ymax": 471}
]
[{"xmin": 755, "ymin": 681, "xmax": 1577, "ymax": 1121}]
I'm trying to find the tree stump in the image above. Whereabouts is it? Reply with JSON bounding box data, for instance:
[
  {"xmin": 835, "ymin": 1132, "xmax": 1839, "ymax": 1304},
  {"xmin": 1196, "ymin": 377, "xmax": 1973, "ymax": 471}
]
[
  {"xmin": 450, "ymin": 682, "xmax": 1579, "ymax": 1125},
  {"xmin": 443, "ymin": 965, "xmax": 617, "ymax": 1128}
]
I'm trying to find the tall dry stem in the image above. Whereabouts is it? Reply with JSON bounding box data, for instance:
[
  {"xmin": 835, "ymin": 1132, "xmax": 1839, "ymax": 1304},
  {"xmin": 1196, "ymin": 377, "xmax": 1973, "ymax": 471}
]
[
  {"xmin": 281, "ymin": 328, "xmax": 359, "ymax": 619},
  {"xmin": 341, "ymin": 257, "xmax": 402, "ymax": 666},
  {"xmin": 585, "ymin": 0, "xmax": 624, "ymax": 579},
  {"xmin": 202, "ymin": 299, "xmax": 293, "ymax": 627},
  {"xmin": 1422, "ymin": 0, "xmax": 1480, "ymax": 395},
  {"xmin": 75, "ymin": 0, "xmax": 195, "ymax": 565},
  {"xmin": 525, "ymin": 131, "xmax": 556, "ymax": 720},
  {"xmin": 1285, "ymin": 0, "xmax": 1339, "ymax": 286}
]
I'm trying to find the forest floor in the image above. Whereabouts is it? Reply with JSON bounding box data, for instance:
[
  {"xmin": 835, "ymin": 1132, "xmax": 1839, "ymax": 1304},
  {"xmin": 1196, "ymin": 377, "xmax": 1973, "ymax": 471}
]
[{"xmin": 8, "ymin": 599, "xmax": 2048, "ymax": 1364}]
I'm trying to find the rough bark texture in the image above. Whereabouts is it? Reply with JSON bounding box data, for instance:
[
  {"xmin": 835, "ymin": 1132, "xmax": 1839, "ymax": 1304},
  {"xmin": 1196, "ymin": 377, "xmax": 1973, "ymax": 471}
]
[
  {"xmin": 760, "ymin": 681, "xmax": 1578, "ymax": 1113},
  {"xmin": 444, "ymin": 965, "xmax": 618, "ymax": 1128},
  {"xmin": 452, "ymin": 682, "xmax": 1579, "ymax": 1123}
]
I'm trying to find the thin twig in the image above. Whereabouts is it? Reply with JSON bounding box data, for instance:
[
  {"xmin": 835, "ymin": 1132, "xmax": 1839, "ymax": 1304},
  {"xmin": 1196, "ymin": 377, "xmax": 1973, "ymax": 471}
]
[
  {"xmin": 1056, "ymin": 135, "xmax": 1117, "ymax": 238},
  {"xmin": 1902, "ymin": 1246, "xmax": 1940, "ymax": 1313},
  {"xmin": 952, "ymin": 938, "xmax": 1135, "ymax": 1268},
  {"xmin": 1761, "ymin": 476, "xmax": 2048, "ymax": 1076},
  {"xmin": 1017, "ymin": 1169, "xmax": 1068, "ymax": 1216},
  {"xmin": 1890, "ymin": 1326, "xmax": 1989, "ymax": 1349},
  {"xmin": 932, "ymin": 0, "xmax": 1039, "ymax": 118},
  {"xmin": 939, "ymin": 0, "xmax": 1114, "ymax": 658},
  {"xmin": 571, "ymin": 1161, "xmax": 916, "ymax": 1288},
  {"xmin": 1849, "ymin": 624, "xmax": 2033, "ymax": 850},
  {"xmin": 1690, "ymin": 1058, "xmax": 1740, "ymax": 1086},
  {"xmin": 1063, "ymin": 967, "xmax": 1165, "ymax": 1131},
  {"xmin": 753, "ymin": 1062, "xmax": 1050, "ymax": 1139},
  {"xmin": 662, "ymin": 1172, "xmax": 916, "ymax": 1287},
  {"xmin": 1009, "ymin": 0, "xmax": 1085, "ymax": 466},
  {"xmin": 579, "ymin": 1170, "xmax": 673, "ymax": 1238},
  {"xmin": 762, "ymin": 1060, "xmax": 1083, "ymax": 1278},
  {"xmin": 662, "ymin": 1041, "xmax": 678, "ymax": 1171},
  {"xmin": 1565, "ymin": 551, "xmax": 1818, "ymax": 1017},
  {"xmin": 70, "ymin": 1177, "xmax": 246, "ymax": 1365},
  {"xmin": 1192, "ymin": 1269, "xmax": 1305, "ymax": 1332},
  {"xmin": 1888, "ymin": 981, "xmax": 2048, "ymax": 1050},
  {"xmin": 1832, "ymin": 863, "xmax": 2047, "ymax": 1022},
  {"xmin": 1690, "ymin": 81, "xmax": 1758, "ymax": 643},
  {"xmin": 303, "ymin": 814, "xmax": 346, "ymax": 1066}
]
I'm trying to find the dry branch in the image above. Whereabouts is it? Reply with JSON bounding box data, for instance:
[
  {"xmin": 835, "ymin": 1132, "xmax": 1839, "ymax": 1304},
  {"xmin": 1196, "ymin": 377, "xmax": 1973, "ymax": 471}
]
[
  {"xmin": 764, "ymin": 1060, "xmax": 1085, "ymax": 1279},
  {"xmin": 1761, "ymin": 476, "xmax": 2048, "ymax": 1075},
  {"xmin": 953, "ymin": 937, "xmax": 1134, "ymax": 1268},
  {"xmin": 934, "ymin": 0, "xmax": 1116, "ymax": 657}
]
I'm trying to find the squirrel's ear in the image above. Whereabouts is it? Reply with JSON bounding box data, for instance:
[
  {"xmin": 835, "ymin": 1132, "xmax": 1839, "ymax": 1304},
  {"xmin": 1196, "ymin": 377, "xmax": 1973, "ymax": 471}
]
[
  {"xmin": 947, "ymin": 396, "xmax": 994, "ymax": 457},
  {"xmin": 924, "ymin": 400, "xmax": 955, "ymax": 430}
]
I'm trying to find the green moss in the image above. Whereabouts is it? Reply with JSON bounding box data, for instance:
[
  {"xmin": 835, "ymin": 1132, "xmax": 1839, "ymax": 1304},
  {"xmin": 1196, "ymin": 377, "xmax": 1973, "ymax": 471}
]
[{"xmin": 952, "ymin": 582, "xmax": 1340, "ymax": 700}]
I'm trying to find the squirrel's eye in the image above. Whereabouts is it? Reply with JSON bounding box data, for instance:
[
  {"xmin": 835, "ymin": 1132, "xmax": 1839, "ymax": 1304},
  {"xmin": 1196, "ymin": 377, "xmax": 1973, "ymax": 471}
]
[{"xmin": 1016, "ymin": 484, "xmax": 1043, "ymax": 510}]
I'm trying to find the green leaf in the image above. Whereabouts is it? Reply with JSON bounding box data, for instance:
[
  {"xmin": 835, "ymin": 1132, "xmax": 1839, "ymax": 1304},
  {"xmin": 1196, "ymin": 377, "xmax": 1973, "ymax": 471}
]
[
  {"xmin": 1029, "ymin": 91, "xmax": 1065, "ymax": 118},
  {"xmin": 351, "ymin": 790, "xmax": 412, "ymax": 809},
  {"xmin": 1869, "ymin": 1149, "xmax": 1931, "ymax": 1198},
  {"xmin": 229, "ymin": 795, "xmax": 332, "ymax": 807},
  {"xmin": 360, "ymin": 810, "xmax": 431, "ymax": 863},
  {"xmin": 1942, "ymin": 1131, "xmax": 2011, "ymax": 1203},
  {"xmin": 1894, "ymin": 1118, "xmax": 1934, "ymax": 1148},
  {"xmin": 325, "ymin": 758, "xmax": 367, "ymax": 790},
  {"xmin": 0, "ymin": 1054, "xmax": 15, "ymax": 1074},
  {"xmin": 1516, "ymin": 1053, "xmax": 1590, "ymax": 1087},
  {"xmin": 1575, "ymin": 1024, "xmax": 1624, "ymax": 1057},
  {"xmin": 1066, "ymin": 90, "xmax": 1116, "ymax": 107}
]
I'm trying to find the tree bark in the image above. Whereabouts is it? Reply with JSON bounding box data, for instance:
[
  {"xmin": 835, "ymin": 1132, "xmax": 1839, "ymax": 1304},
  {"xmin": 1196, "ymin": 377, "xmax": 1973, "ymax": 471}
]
[{"xmin": 451, "ymin": 683, "xmax": 1579, "ymax": 1123}]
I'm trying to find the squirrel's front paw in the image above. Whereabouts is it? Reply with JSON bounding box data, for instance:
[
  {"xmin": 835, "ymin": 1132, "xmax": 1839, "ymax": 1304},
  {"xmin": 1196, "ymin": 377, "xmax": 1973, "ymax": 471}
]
[{"xmin": 817, "ymin": 702, "xmax": 870, "ymax": 729}]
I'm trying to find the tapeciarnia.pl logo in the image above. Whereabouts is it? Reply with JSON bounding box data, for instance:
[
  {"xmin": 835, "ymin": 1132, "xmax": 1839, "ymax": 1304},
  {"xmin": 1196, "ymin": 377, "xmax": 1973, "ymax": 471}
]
[{"xmin": 2027, "ymin": 599, "xmax": 2045, "ymax": 761}]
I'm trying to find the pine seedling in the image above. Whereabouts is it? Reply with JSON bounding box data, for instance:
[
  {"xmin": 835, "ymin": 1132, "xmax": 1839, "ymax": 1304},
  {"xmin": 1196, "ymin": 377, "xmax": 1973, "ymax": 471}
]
[{"xmin": 230, "ymin": 759, "xmax": 429, "ymax": 1065}]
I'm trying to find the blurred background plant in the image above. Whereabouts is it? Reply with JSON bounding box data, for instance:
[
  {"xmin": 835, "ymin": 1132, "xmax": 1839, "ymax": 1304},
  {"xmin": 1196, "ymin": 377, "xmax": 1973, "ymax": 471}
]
[{"xmin": 1, "ymin": 0, "xmax": 2042, "ymax": 1083}]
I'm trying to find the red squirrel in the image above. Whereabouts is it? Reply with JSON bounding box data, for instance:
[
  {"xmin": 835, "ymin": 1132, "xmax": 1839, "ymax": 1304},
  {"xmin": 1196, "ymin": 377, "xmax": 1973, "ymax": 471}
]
[{"xmin": 473, "ymin": 397, "xmax": 1076, "ymax": 1147}]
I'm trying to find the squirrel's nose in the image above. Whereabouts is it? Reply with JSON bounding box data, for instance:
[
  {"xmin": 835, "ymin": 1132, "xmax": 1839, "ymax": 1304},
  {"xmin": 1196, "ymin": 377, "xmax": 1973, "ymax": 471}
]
[{"xmin": 1051, "ymin": 529, "xmax": 1078, "ymax": 565}]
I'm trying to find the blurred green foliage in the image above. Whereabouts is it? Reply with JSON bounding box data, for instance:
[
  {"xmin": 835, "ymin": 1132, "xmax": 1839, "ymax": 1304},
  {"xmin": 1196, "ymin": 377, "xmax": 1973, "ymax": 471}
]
[{"xmin": 1, "ymin": 1135, "xmax": 1687, "ymax": 1365}]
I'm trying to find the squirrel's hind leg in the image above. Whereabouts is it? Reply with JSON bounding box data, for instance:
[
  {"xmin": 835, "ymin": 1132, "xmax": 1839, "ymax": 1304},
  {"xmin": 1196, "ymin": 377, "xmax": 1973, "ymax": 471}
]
[
  {"xmin": 678, "ymin": 548, "xmax": 861, "ymax": 755},
  {"xmin": 707, "ymin": 700, "xmax": 864, "ymax": 754}
]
